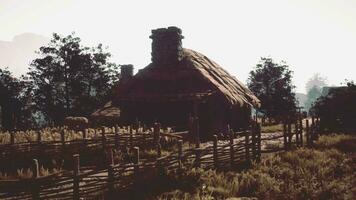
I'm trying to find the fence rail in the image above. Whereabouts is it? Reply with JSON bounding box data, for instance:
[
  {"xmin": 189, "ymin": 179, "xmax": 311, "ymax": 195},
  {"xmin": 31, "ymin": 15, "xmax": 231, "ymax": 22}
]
[{"xmin": 0, "ymin": 117, "xmax": 321, "ymax": 199}]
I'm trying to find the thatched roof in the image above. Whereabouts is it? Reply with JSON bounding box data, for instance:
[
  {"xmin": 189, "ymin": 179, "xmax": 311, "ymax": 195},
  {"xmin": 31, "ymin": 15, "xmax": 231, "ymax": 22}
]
[
  {"xmin": 90, "ymin": 101, "xmax": 120, "ymax": 119},
  {"xmin": 115, "ymin": 48, "xmax": 260, "ymax": 107}
]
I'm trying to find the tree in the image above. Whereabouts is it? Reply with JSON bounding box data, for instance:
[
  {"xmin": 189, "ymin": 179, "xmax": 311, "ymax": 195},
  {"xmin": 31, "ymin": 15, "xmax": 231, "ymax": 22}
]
[
  {"xmin": 0, "ymin": 68, "xmax": 32, "ymax": 130},
  {"xmin": 28, "ymin": 33, "xmax": 119, "ymax": 125},
  {"xmin": 305, "ymin": 73, "xmax": 327, "ymax": 93},
  {"xmin": 312, "ymin": 80, "xmax": 356, "ymax": 133},
  {"xmin": 247, "ymin": 57, "xmax": 297, "ymax": 122},
  {"xmin": 304, "ymin": 73, "xmax": 328, "ymax": 111}
]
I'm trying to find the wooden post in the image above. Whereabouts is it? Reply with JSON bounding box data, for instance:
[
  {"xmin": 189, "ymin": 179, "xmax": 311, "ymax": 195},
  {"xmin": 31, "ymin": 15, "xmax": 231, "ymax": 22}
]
[
  {"xmin": 133, "ymin": 147, "xmax": 140, "ymax": 175},
  {"xmin": 101, "ymin": 127, "xmax": 106, "ymax": 149},
  {"xmin": 10, "ymin": 131, "xmax": 15, "ymax": 145},
  {"xmin": 142, "ymin": 124, "xmax": 146, "ymax": 133},
  {"xmin": 107, "ymin": 148, "xmax": 114, "ymax": 166},
  {"xmin": 107, "ymin": 148, "xmax": 114, "ymax": 195},
  {"xmin": 244, "ymin": 131, "xmax": 250, "ymax": 165},
  {"xmin": 61, "ymin": 129, "xmax": 66, "ymax": 146},
  {"xmin": 73, "ymin": 154, "xmax": 80, "ymax": 200},
  {"xmin": 156, "ymin": 157, "xmax": 164, "ymax": 176},
  {"xmin": 130, "ymin": 126, "xmax": 134, "ymax": 148},
  {"xmin": 251, "ymin": 123, "xmax": 256, "ymax": 160},
  {"xmin": 32, "ymin": 159, "xmax": 40, "ymax": 200},
  {"xmin": 287, "ymin": 122, "xmax": 292, "ymax": 148},
  {"xmin": 228, "ymin": 125, "xmax": 234, "ymax": 168},
  {"xmin": 194, "ymin": 117, "xmax": 200, "ymax": 148},
  {"xmin": 213, "ymin": 135, "xmax": 218, "ymax": 169},
  {"xmin": 114, "ymin": 132, "xmax": 120, "ymax": 150},
  {"xmin": 283, "ymin": 122, "xmax": 288, "ymax": 149},
  {"xmin": 178, "ymin": 140, "xmax": 183, "ymax": 171},
  {"xmin": 256, "ymin": 123, "xmax": 261, "ymax": 161},
  {"xmin": 108, "ymin": 164, "xmax": 114, "ymax": 195},
  {"xmin": 37, "ymin": 131, "xmax": 42, "ymax": 144},
  {"xmin": 154, "ymin": 122, "xmax": 160, "ymax": 146},
  {"xmin": 82, "ymin": 129, "xmax": 87, "ymax": 140},
  {"xmin": 194, "ymin": 148, "xmax": 201, "ymax": 168},
  {"xmin": 305, "ymin": 119, "xmax": 310, "ymax": 146},
  {"xmin": 157, "ymin": 143, "xmax": 162, "ymax": 158},
  {"xmin": 299, "ymin": 117, "xmax": 303, "ymax": 146},
  {"xmin": 295, "ymin": 121, "xmax": 299, "ymax": 146}
]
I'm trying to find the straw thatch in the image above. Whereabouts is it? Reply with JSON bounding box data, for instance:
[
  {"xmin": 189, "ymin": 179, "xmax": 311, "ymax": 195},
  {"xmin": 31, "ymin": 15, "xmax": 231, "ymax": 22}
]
[
  {"xmin": 90, "ymin": 101, "xmax": 120, "ymax": 125},
  {"xmin": 115, "ymin": 48, "xmax": 260, "ymax": 108}
]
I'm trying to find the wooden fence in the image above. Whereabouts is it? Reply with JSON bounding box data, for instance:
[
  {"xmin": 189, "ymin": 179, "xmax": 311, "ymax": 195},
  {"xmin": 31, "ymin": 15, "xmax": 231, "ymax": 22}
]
[{"xmin": 0, "ymin": 118, "xmax": 320, "ymax": 199}]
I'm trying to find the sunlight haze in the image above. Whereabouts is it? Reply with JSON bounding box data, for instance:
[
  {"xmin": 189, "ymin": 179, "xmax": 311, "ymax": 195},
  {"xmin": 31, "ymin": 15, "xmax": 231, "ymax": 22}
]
[{"xmin": 1, "ymin": 0, "xmax": 355, "ymax": 93}]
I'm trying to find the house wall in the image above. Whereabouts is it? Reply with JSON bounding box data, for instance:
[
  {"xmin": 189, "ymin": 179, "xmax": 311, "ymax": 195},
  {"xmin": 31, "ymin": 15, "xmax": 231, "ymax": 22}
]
[{"xmin": 119, "ymin": 96, "xmax": 252, "ymax": 139}]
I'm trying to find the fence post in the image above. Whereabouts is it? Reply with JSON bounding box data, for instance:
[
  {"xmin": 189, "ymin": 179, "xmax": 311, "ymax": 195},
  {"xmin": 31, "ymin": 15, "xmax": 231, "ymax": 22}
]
[
  {"xmin": 73, "ymin": 154, "xmax": 80, "ymax": 200},
  {"xmin": 133, "ymin": 147, "xmax": 140, "ymax": 176},
  {"xmin": 228, "ymin": 125, "xmax": 234, "ymax": 168},
  {"xmin": 107, "ymin": 148, "xmax": 114, "ymax": 195},
  {"xmin": 37, "ymin": 131, "xmax": 42, "ymax": 144},
  {"xmin": 256, "ymin": 123, "xmax": 261, "ymax": 161},
  {"xmin": 101, "ymin": 127, "xmax": 107, "ymax": 149},
  {"xmin": 157, "ymin": 143, "xmax": 162, "ymax": 158},
  {"xmin": 178, "ymin": 140, "xmax": 183, "ymax": 171},
  {"xmin": 251, "ymin": 123, "xmax": 256, "ymax": 160},
  {"xmin": 82, "ymin": 129, "xmax": 87, "ymax": 140},
  {"xmin": 194, "ymin": 148, "xmax": 201, "ymax": 168},
  {"xmin": 305, "ymin": 119, "xmax": 310, "ymax": 147},
  {"xmin": 283, "ymin": 122, "xmax": 288, "ymax": 149},
  {"xmin": 129, "ymin": 126, "xmax": 134, "ymax": 148},
  {"xmin": 244, "ymin": 131, "xmax": 250, "ymax": 166},
  {"xmin": 299, "ymin": 117, "xmax": 303, "ymax": 147},
  {"xmin": 194, "ymin": 117, "xmax": 200, "ymax": 148},
  {"xmin": 114, "ymin": 132, "xmax": 120, "ymax": 150},
  {"xmin": 154, "ymin": 123, "xmax": 160, "ymax": 146},
  {"xmin": 142, "ymin": 124, "xmax": 146, "ymax": 133},
  {"xmin": 287, "ymin": 122, "xmax": 292, "ymax": 149},
  {"xmin": 10, "ymin": 131, "xmax": 15, "ymax": 145},
  {"xmin": 61, "ymin": 129, "xmax": 66, "ymax": 146},
  {"xmin": 32, "ymin": 159, "xmax": 40, "ymax": 200},
  {"xmin": 213, "ymin": 135, "xmax": 218, "ymax": 169},
  {"xmin": 295, "ymin": 121, "xmax": 299, "ymax": 146}
]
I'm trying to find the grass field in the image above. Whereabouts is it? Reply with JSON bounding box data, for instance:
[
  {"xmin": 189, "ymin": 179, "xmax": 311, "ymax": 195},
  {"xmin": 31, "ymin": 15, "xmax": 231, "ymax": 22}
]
[{"xmin": 140, "ymin": 134, "xmax": 356, "ymax": 200}]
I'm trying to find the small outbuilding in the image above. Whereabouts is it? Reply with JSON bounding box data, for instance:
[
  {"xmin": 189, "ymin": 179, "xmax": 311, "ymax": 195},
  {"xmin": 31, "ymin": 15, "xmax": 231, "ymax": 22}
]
[{"xmin": 114, "ymin": 27, "xmax": 260, "ymax": 137}]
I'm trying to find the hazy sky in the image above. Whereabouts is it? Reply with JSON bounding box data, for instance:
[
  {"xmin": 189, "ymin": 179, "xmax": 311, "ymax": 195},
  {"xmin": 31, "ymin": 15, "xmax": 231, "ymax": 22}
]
[{"xmin": 1, "ymin": 0, "xmax": 355, "ymax": 93}]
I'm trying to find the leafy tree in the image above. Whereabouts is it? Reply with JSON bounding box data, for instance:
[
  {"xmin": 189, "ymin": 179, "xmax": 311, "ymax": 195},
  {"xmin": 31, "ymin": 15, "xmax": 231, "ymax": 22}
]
[
  {"xmin": 28, "ymin": 33, "xmax": 119, "ymax": 125},
  {"xmin": 0, "ymin": 68, "xmax": 33, "ymax": 130},
  {"xmin": 247, "ymin": 57, "xmax": 297, "ymax": 122},
  {"xmin": 304, "ymin": 73, "xmax": 328, "ymax": 111},
  {"xmin": 312, "ymin": 80, "xmax": 356, "ymax": 133}
]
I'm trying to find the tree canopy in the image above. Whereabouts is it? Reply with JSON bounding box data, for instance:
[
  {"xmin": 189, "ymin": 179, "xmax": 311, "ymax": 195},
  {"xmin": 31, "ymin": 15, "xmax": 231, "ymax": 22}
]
[
  {"xmin": 28, "ymin": 33, "xmax": 119, "ymax": 125},
  {"xmin": 247, "ymin": 57, "xmax": 297, "ymax": 122},
  {"xmin": 312, "ymin": 81, "xmax": 356, "ymax": 133},
  {"xmin": 0, "ymin": 68, "xmax": 33, "ymax": 130}
]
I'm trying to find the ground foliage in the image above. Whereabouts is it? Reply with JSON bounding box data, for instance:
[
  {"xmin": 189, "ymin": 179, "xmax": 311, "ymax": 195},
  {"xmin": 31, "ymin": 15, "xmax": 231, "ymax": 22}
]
[{"xmin": 150, "ymin": 135, "xmax": 355, "ymax": 200}]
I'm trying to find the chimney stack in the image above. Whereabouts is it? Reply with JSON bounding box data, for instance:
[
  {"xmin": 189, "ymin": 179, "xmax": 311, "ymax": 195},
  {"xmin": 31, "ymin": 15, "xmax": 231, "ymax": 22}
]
[
  {"xmin": 150, "ymin": 26, "xmax": 184, "ymax": 65},
  {"xmin": 120, "ymin": 64, "xmax": 134, "ymax": 82}
]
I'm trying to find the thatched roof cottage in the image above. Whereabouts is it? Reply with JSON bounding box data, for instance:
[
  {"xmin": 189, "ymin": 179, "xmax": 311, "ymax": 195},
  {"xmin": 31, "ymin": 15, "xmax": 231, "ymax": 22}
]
[{"xmin": 114, "ymin": 27, "xmax": 260, "ymax": 137}]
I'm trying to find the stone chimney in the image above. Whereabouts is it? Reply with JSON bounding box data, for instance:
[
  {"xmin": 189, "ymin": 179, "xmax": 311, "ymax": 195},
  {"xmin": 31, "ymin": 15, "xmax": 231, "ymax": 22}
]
[
  {"xmin": 120, "ymin": 64, "xmax": 134, "ymax": 82},
  {"xmin": 150, "ymin": 26, "xmax": 184, "ymax": 65}
]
